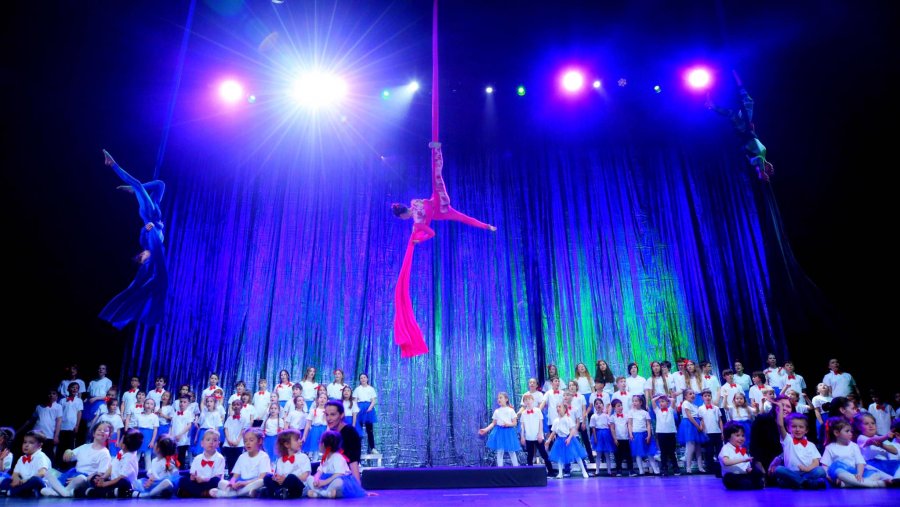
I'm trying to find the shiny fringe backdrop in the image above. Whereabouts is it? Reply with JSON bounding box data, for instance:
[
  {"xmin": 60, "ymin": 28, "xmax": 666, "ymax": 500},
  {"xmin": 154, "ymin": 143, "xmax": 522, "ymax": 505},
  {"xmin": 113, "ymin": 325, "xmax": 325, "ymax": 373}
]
[{"xmin": 123, "ymin": 134, "xmax": 795, "ymax": 466}]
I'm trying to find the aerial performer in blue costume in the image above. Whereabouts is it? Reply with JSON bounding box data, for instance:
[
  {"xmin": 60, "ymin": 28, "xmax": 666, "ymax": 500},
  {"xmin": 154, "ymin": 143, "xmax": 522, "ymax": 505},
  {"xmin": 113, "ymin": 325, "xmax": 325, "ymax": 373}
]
[
  {"xmin": 391, "ymin": 0, "xmax": 497, "ymax": 359},
  {"xmin": 98, "ymin": 149, "xmax": 168, "ymax": 329},
  {"xmin": 706, "ymin": 70, "xmax": 774, "ymax": 182}
]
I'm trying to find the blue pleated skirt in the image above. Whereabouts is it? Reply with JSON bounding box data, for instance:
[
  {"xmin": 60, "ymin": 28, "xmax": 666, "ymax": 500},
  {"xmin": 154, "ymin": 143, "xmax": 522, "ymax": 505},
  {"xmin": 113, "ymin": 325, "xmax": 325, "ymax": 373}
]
[
  {"xmin": 676, "ymin": 417, "xmax": 708, "ymax": 444},
  {"xmin": 302, "ymin": 425, "xmax": 327, "ymax": 453},
  {"xmin": 486, "ymin": 426, "xmax": 520, "ymax": 452},
  {"xmin": 591, "ymin": 428, "xmax": 616, "ymax": 453},
  {"xmin": 357, "ymin": 402, "xmax": 378, "ymax": 424},
  {"xmin": 138, "ymin": 428, "xmax": 155, "ymax": 454},
  {"xmin": 827, "ymin": 461, "xmax": 892, "ymax": 481},
  {"xmin": 630, "ymin": 431, "xmax": 658, "ymax": 457},
  {"xmin": 319, "ymin": 473, "xmax": 366, "ymax": 498},
  {"xmin": 549, "ymin": 436, "xmax": 587, "ymax": 464},
  {"xmin": 158, "ymin": 424, "xmax": 171, "ymax": 438},
  {"xmin": 264, "ymin": 435, "xmax": 277, "ymax": 461}
]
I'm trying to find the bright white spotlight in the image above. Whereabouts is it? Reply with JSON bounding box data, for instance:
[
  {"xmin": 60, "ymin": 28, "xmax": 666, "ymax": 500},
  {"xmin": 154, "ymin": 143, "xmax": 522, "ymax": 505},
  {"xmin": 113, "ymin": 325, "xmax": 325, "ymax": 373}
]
[
  {"xmin": 561, "ymin": 70, "xmax": 585, "ymax": 93},
  {"xmin": 290, "ymin": 72, "xmax": 348, "ymax": 108},
  {"xmin": 219, "ymin": 80, "xmax": 244, "ymax": 103},
  {"xmin": 407, "ymin": 81, "xmax": 420, "ymax": 92},
  {"xmin": 485, "ymin": 86, "xmax": 494, "ymax": 94},
  {"xmin": 686, "ymin": 67, "xmax": 712, "ymax": 90},
  {"xmin": 593, "ymin": 80, "xmax": 602, "ymax": 89}
]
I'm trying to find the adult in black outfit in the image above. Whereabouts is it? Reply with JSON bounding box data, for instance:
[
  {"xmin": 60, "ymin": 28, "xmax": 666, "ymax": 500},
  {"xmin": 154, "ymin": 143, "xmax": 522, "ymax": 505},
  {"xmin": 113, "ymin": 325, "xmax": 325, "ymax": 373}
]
[{"xmin": 324, "ymin": 401, "xmax": 362, "ymax": 483}]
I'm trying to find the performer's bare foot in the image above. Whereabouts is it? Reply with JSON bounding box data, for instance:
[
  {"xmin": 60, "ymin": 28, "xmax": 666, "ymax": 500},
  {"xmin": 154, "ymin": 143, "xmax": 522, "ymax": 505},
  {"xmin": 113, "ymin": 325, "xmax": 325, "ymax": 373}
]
[
  {"xmin": 135, "ymin": 250, "xmax": 151, "ymax": 264},
  {"xmin": 102, "ymin": 149, "xmax": 116, "ymax": 167},
  {"xmin": 489, "ymin": 225, "xmax": 497, "ymax": 232}
]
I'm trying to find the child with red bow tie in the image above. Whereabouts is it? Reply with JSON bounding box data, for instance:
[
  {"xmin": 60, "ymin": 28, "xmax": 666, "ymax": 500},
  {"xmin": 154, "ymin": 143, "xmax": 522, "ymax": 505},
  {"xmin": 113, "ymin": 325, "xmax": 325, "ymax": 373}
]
[
  {"xmin": 262, "ymin": 429, "xmax": 310, "ymax": 499},
  {"xmin": 653, "ymin": 394, "xmax": 679, "ymax": 476},
  {"xmin": 177, "ymin": 429, "xmax": 224, "ymax": 497},
  {"xmin": 774, "ymin": 406, "xmax": 826, "ymax": 489},
  {"xmin": 520, "ymin": 392, "xmax": 553, "ymax": 475},
  {"xmin": 85, "ymin": 428, "xmax": 142, "ymax": 498},
  {"xmin": 223, "ymin": 400, "xmax": 251, "ymax": 473},
  {"xmin": 252, "ymin": 379, "xmax": 272, "ymax": 428},
  {"xmin": 170, "ymin": 396, "xmax": 195, "ymax": 469},
  {"xmin": 699, "ymin": 389, "xmax": 724, "ymax": 477},
  {"xmin": 718, "ymin": 421, "xmax": 765, "ymax": 489},
  {"xmin": 305, "ymin": 430, "xmax": 366, "ymax": 498}
]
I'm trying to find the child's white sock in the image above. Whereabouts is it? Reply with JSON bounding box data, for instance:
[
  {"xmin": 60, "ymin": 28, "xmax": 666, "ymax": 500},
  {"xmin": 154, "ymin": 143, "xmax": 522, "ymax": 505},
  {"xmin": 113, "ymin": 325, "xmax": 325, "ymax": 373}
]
[{"xmin": 509, "ymin": 452, "xmax": 519, "ymax": 466}]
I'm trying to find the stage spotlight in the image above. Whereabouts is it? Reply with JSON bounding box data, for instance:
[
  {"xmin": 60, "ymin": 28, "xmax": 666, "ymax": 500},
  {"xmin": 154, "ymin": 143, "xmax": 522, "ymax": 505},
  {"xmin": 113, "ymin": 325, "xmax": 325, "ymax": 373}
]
[
  {"xmin": 485, "ymin": 86, "xmax": 494, "ymax": 94},
  {"xmin": 381, "ymin": 89, "xmax": 391, "ymax": 99},
  {"xmin": 218, "ymin": 80, "xmax": 244, "ymax": 103},
  {"xmin": 247, "ymin": 94, "xmax": 257, "ymax": 104},
  {"xmin": 592, "ymin": 80, "xmax": 602, "ymax": 89},
  {"xmin": 407, "ymin": 81, "xmax": 420, "ymax": 92},
  {"xmin": 617, "ymin": 78, "xmax": 627, "ymax": 87},
  {"xmin": 686, "ymin": 67, "xmax": 712, "ymax": 90},
  {"xmin": 561, "ymin": 70, "xmax": 585, "ymax": 92},
  {"xmin": 653, "ymin": 85, "xmax": 662, "ymax": 93},
  {"xmin": 290, "ymin": 72, "xmax": 348, "ymax": 108},
  {"xmin": 517, "ymin": 85, "xmax": 526, "ymax": 96}
]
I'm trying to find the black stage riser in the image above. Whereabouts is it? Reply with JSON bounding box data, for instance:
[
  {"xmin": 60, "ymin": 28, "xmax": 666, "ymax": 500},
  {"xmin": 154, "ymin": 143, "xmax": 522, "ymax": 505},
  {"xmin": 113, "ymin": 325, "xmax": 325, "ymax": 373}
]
[{"xmin": 361, "ymin": 466, "xmax": 547, "ymax": 489}]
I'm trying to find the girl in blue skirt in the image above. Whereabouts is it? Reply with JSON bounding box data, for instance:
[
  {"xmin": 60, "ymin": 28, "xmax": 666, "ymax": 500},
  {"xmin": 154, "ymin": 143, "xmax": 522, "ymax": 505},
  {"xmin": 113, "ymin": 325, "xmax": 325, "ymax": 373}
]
[
  {"xmin": 677, "ymin": 389, "xmax": 708, "ymax": 473},
  {"xmin": 478, "ymin": 392, "xmax": 520, "ymax": 466},
  {"xmin": 546, "ymin": 403, "xmax": 589, "ymax": 479}
]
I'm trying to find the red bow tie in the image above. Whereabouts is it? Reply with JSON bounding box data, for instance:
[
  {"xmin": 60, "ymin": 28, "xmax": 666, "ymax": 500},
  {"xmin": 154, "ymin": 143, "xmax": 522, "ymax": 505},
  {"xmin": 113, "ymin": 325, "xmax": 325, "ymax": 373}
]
[
  {"xmin": 553, "ymin": 390, "xmax": 560, "ymax": 394},
  {"xmin": 259, "ymin": 391, "xmax": 265, "ymax": 395},
  {"xmin": 281, "ymin": 455, "xmax": 295, "ymax": 464},
  {"xmin": 833, "ymin": 370, "xmax": 841, "ymax": 375},
  {"xmin": 620, "ymin": 391, "xmax": 627, "ymax": 395},
  {"xmin": 22, "ymin": 455, "xmax": 32, "ymax": 463},
  {"xmin": 729, "ymin": 383, "xmax": 737, "ymax": 388},
  {"xmin": 117, "ymin": 451, "xmax": 123, "ymax": 460},
  {"xmin": 156, "ymin": 389, "xmax": 163, "ymax": 393},
  {"xmin": 67, "ymin": 396, "xmax": 75, "ymax": 402},
  {"xmin": 787, "ymin": 375, "xmax": 795, "ymax": 380},
  {"xmin": 792, "ymin": 437, "xmax": 808, "ymax": 447},
  {"xmin": 243, "ymin": 404, "xmax": 249, "ymax": 408},
  {"xmin": 177, "ymin": 411, "xmax": 184, "ymax": 416},
  {"xmin": 129, "ymin": 389, "xmax": 136, "ymax": 393},
  {"xmin": 209, "ymin": 385, "xmax": 216, "ymax": 389},
  {"xmin": 616, "ymin": 414, "xmax": 624, "ymax": 418},
  {"xmin": 660, "ymin": 408, "xmax": 668, "ymax": 412},
  {"xmin": 736, "ymin": 447, "xmax": 747, "ymax": 455},
  {"xmin": 201, "ymin": 459, "xmax": 214, "ymax": 467},
  {"xmin": 135, "ymin": 404, "xmax": 143, "ymax": 409},
  {"xmin": 166, "ymin": 456, "xmax": 180, "ymax": 468},
  {"xmin": 876, "ymin": 404, "xmax": 885, "ymax": 411},
  {"xmin": 705, "ymin": 405, "xmax": 713, "ymax": 409},
  {"xmin": 527, "ymin": 409, "xmax": 534, "ymax": 414},
  {"xmin": 105, "ymin": 397, "xmax": 112, "ymax": 402},
  {"xmin": 704, "ymin": 375, "xmax": 711, "ymax": 380},
  {"xmin": 233, "ymin": 415, "xmax": 240, "ymax": 420}
]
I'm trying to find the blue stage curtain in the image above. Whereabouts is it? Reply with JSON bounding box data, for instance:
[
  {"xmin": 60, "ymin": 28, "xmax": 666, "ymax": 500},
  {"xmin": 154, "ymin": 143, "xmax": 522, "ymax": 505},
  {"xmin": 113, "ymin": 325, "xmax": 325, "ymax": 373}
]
[{"xmin": 124, "ymin": 137, "xmax": 797, "ymax": 466}]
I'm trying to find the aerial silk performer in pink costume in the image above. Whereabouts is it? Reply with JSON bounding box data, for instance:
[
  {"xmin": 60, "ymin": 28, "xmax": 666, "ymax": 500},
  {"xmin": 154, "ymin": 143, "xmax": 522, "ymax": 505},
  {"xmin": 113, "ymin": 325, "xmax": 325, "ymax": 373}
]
[{"xmin": 392, "ymin": 0, "xmax": 496, "ymax": 358}]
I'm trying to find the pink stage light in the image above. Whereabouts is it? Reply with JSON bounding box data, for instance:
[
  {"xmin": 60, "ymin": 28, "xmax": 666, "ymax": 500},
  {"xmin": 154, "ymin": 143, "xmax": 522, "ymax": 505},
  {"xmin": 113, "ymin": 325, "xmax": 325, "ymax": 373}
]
[
  {"xmin": 218, "ymin": 80, "xmax": 244, "ymax": 103},
  {"xmin": 561, "ymin": 70, "xmax": 585, "ymax": 93},
  {"xmin": 685, "ymin": 67, "xmax": 712, "ymax": 90}
]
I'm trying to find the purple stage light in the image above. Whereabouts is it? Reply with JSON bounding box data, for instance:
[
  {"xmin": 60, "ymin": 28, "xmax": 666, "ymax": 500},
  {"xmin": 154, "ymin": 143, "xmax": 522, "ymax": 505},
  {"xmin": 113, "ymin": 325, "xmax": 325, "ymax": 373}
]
[
  {"xmin": 561, "ymin": 70, "xmax": 585, "ymax": 93},
  {"xmin": 686, "ymin": 67, "xmax": 712, "ymax": 90},
  {"xmin": 218, "ymin": 80, "xmax": 244, "ymax": 103}
]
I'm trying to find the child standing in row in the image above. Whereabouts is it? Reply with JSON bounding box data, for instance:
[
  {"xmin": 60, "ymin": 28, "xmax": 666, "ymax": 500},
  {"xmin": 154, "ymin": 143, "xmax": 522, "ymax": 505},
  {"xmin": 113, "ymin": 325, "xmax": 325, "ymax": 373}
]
[
  {"xmin": 223, "ymin": 400, "xmax": 250, "ymax": 472},
  {"xmin": 479, "ymin": 392, "xmax": 520, "ymax": 467},
  {"xmin": 609, "ymin": 399, "xmax": 632, "ymax": 477},
  {"xmin": 520, "ymin": 393, "xmax": 552, "ymax": 475},
  {"xmin": 677, "ymin": 389, "xmax": 706, "ymax": 473},
  {"xmin": 302, "ymin": 393, "xmax": 329, "ymax": 460},
  {"xmin": 653, "ymin": 395, "xmax": 679, "ymax": 476},
  {"xmin": 546, "ymin": 403, "xmax": 589, "ymax": 479},
  {"xmin": 629, "ymin": 395, "xmax": 659, "ymax": 475},
  {"xmin": 590, "ymin": 398, "xmax": 615, "ymax": 476},
  {"xmin": 699, "ymin": 389, "xmax": 723, "ymax": 477},
  {"xmin": 353, "ymin": 374, "xmax": 379, "ymax": 454}
]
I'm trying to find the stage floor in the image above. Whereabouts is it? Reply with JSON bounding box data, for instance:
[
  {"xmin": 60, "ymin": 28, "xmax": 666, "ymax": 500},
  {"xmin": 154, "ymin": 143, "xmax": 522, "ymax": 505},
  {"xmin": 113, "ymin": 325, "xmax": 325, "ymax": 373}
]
[{"xmin": 2, "ymin": 475, "xmax": 898, "ymax": 506}]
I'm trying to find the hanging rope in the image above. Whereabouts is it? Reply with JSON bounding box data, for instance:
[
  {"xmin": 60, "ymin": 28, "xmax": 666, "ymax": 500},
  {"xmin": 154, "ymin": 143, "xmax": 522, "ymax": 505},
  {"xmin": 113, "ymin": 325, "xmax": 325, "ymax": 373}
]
[
  {"xmin": 153, "ymin": 0, "xmax": 198, "ymax": 180},
  {"xmin": 431, "ymin": 0, "xmax": 439, "ymax": 143}
]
